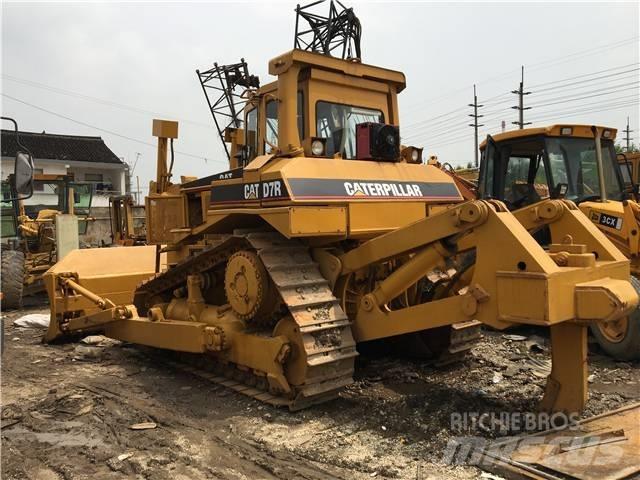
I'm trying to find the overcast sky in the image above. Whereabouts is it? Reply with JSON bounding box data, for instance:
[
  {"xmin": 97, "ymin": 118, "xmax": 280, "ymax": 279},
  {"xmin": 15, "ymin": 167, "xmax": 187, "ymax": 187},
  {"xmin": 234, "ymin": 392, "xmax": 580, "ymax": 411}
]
[{"xmin": 2, "ymin": 1, "xmax": 638, "ymax": 192}]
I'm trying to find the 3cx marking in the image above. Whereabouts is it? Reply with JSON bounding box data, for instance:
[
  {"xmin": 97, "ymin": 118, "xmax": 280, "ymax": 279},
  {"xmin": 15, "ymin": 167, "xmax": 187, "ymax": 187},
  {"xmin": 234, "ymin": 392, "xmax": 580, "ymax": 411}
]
[{"xmin": 594, "ymin": 212, "xmax": 623, "ymax": 230}]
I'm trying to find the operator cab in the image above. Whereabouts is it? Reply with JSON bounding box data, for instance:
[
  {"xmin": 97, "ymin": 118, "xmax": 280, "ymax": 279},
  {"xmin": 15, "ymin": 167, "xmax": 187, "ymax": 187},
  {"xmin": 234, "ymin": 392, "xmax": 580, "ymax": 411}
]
[
  {"xmin": 478, "ymin": 125, "xmax": 624, "ymax": 209},
  {"xmin": 224, "ymin": 49, "xmax": 415, "ymax": 169}
]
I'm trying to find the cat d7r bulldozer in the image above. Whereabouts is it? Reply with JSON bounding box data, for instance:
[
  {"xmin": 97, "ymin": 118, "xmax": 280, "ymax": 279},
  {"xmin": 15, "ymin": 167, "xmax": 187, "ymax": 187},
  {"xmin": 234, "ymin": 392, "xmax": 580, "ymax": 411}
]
[
  {"xmin": 42, "ymin": 49, "xmax": 637, "ymax": 413},
  {"xmin": 477, "ymin": 125, "xmax": 640, "ymax": 360}
]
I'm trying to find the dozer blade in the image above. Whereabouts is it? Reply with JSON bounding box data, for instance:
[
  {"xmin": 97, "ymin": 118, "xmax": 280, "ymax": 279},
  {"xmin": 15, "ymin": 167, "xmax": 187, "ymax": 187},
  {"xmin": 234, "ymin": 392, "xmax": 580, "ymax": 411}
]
[{"xmin": 44, "ymin": 246, "xmax": 162, "ymax": 342}]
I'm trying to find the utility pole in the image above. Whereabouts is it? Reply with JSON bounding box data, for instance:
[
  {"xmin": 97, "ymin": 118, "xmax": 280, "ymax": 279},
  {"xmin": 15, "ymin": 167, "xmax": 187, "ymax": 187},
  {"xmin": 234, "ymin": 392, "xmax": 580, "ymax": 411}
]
[
  {"xmin": 623, "ymin": 116, "xmax": 633, "ymax": 152},
  {"xmin": 136, "ymin": 176, "xmax": 141, "ymax": 206},
  {"xmin": 468, "ymin": 84, "xmax": 484, "ymax": 168},
  {"xmin": 511, "ymin": 66, "xmax": 531, "ymax": 129}
]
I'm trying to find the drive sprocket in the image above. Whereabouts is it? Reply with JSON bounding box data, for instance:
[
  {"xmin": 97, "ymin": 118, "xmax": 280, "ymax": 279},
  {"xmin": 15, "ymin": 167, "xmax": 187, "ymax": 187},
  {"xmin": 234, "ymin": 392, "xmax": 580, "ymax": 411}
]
[{"xmin": 224, "ymin": 250, "xmax": 279, "ymax": 325}]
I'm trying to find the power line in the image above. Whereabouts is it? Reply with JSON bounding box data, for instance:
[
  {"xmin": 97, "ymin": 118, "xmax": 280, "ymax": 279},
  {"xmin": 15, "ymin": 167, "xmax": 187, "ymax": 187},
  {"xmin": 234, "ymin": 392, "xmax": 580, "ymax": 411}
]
[
  {"xmin": 531, "ymin": 68, "xmax": 639, "ymax": 94},
  {"xmin": 1, "ymin": 93, "xmax": 221, "ymax": 164},
  {"xmin": 406, "ymin": 77, "xmax": 639, "ymax": 142},
  {"xmin": 412, "ymin": 96, "xmax": 638, "ymax": 147},
  {"xmin": 525, "ymin": 36, "xmax": 639, "ymax": 72},
  {"xmin": 402, "ymin": 35, "xmax": 639, "ymax": 115},
  {"xmin": 413, "ymin": 99, "xmax": 639, "ymax": 152},
  {"xmin": 526, "ymin": 100, "xmax": 639, "ymax": 125},
  {"xmin": 2, "ymin": 73, "xmax": 212, "ymax": 129},
  {"xmin": 527, "ymin": 62, "xmax": 640, "ymax": 89},
  {"xmin": 529, "ymin": 83, "xmax": 639, "ymax": 108}
]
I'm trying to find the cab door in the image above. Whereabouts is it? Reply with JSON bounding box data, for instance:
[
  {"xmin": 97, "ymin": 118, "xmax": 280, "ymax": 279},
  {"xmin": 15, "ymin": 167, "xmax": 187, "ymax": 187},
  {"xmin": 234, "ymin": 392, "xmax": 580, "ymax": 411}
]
[{"xmin": 478, "ymin": 135, "xmax": 500, "ymax": 199}]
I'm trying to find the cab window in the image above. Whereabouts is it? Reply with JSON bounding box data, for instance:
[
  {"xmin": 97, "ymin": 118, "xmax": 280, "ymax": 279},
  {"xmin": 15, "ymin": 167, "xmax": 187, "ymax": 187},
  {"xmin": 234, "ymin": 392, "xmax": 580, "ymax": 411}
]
[
  {"xmin": 620, "ymin": 163, "xmax": 632, "ymax": 186},
  {"xmin": 504, "ymin": 155, "xmax": 549, "ymax": 207},
  {"xmin": 265, "ymin": 101, "xmax": 278, "ymax": 153},
  {"xmin": 245, "ymin": 108, "xmax": 258, "ymax": 160},
  {"xmin": 1, "ymin": 182, "xmax": 17, "ymax": 238},
  {"xmin": 316, "ymin": 101, "xmax": 383, "ymax": 159}
]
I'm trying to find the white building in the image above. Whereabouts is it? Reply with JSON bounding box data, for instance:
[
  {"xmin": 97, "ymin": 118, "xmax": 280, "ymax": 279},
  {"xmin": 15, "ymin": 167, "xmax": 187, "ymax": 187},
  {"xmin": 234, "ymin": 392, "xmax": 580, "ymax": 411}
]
[{"xmin": 1, "ymin": 129, "xmax": 128, "ymax": 207}]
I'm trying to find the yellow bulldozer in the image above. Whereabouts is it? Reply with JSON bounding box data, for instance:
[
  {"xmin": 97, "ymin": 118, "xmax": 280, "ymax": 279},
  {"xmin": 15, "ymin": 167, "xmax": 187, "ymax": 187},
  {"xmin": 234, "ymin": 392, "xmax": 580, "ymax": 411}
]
[
  {"xmin": 475, "ymin": 125, "xmax": 640, "ymax": 360},
  {"xmin": 37, "ymin": 29, "xmax": 640, "ymax": 414}
]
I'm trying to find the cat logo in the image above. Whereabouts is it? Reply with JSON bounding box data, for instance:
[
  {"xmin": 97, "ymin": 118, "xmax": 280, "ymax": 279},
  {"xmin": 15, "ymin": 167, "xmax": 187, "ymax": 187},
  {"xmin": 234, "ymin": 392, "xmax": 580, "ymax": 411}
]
[{"xmin": 244, "ymin": 183, "xmax": 260, "ymax": 200}]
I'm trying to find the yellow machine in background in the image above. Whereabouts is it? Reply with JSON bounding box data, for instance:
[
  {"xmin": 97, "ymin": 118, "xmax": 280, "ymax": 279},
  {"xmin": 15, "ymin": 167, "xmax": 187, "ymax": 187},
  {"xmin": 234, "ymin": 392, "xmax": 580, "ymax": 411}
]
[
  {"xmin": 619, "ymin": 151, "xmax": 640, "ymax": 198},
  {"xmin": 109, "ymin": 195, "xmax": 146, "ymax": 246},
  {"xmin": 476, "ymin": 125, "xmax": 640, "ymax": 360},
  {"xmin": 1, "ymin": 117, "xmax": 94, "ymax": 309},
  {"xmin": 40, "ymin": 43, "xmax": 639, "ymax": 414}
]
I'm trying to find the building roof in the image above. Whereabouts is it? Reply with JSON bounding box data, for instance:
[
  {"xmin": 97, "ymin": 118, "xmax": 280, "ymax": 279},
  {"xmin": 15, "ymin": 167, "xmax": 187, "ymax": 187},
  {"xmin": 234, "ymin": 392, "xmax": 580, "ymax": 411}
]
[{"xmin": 1, "ymin": 129, "xmax": 124, "ymax": 165}]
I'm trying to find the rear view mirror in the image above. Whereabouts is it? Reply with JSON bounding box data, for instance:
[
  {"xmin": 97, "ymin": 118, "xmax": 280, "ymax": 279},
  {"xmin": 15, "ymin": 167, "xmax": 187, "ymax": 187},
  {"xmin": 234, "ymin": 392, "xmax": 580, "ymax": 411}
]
[
  {"xmin": 2, "ymin": 117, "xmax": 34, "ymax": 201},
  {"xmin": 14, "ymin": 151, "xmax": 34, "ymax": 199}
]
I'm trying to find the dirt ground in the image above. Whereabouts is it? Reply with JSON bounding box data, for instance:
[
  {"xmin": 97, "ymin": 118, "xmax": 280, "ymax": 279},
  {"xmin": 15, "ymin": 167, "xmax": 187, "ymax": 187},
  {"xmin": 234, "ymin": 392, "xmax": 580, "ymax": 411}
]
[{"xmin": 2, "ymin": 302, "xmax": 639, "ymax": 480}]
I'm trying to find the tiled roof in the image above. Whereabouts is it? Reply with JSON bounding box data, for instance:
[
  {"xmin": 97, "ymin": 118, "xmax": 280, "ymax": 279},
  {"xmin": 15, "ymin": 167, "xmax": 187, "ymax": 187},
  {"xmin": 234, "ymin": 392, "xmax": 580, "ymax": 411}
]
[{"xmin": 1, "ymin": 129, "xmax": 123, "ymax": 165}]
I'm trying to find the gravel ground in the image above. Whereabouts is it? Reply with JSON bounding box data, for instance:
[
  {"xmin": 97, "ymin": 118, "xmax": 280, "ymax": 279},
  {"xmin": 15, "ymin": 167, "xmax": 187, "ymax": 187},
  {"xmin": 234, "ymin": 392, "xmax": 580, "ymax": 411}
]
[{"xmin": 2, "ymin": 304, "xmax": 639, "ymax": 479}]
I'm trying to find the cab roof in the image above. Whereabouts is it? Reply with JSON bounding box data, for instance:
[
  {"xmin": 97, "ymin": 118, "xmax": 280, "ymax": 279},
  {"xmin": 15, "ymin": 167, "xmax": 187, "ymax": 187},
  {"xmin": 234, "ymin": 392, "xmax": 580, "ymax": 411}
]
[
  {"xmin": 268, "ymin": 49, "xmax": 406, "ymax": 92},
  {"xmin": 479, "ymin": 124, "xmax": 618, "ymax": 149}
]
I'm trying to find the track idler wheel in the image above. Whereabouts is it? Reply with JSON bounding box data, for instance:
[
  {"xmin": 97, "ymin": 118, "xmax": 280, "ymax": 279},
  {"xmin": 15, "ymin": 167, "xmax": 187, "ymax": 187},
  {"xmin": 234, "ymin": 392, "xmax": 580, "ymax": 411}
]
[{"xmin": 224, "ymin": 250, "xmax": 280, "ymax": 325}]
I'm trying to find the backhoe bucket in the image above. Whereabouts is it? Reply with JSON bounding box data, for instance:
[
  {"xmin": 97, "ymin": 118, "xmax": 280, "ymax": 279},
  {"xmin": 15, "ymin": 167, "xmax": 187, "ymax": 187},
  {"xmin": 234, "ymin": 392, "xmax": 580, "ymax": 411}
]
[{"xmin": 44, "ymin": 246, "xmax": 161, "ymax": 342}]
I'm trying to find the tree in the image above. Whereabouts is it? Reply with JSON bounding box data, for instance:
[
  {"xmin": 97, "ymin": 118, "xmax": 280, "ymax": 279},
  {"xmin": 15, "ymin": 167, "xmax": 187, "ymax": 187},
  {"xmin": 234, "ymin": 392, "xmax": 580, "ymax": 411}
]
[{"xmin": 616, "ymin": 142, "xmax": 639, "ymax": 153}]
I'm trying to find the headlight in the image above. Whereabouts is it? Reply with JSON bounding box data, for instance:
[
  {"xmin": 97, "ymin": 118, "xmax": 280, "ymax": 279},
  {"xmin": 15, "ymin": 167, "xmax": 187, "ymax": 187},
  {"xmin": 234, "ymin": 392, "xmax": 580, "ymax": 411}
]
[
  {"xmin": 603, "ymin": 129, "xmax": 612, "ymax": 138},
  {"xmin": 401, "ymin": 146, "xmax": 423, "ymax": 164},
  {"xmin": 560, "ymin": 127, "xmax": 573, "ymax": 136},
  {"xmin": 311, "ymin": 139, "xmax": 325, "ymax": 156}
]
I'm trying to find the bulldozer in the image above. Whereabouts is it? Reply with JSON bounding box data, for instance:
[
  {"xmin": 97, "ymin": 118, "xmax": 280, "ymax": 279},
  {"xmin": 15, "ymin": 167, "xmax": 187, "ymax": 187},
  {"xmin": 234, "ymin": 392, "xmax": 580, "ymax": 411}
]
[
  {"xmin": 1, "ymin": 118, "xmax": 94, "ymax": 309},
  {"xmin": 475, "ymin": 125, "xmax": 640, "ymax": 360},
  {"xmin": 39, "ymin": 28, "xmax": 640, "ymax": 413}
]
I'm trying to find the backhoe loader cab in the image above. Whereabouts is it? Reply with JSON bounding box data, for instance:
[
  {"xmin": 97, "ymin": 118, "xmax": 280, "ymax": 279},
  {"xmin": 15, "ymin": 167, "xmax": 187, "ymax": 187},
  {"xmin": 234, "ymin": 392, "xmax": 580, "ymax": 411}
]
[
  {"xmin": 478, "ymin": 125, "xmax": 640, "ymax": 360},
  {"xmin": 478, "ymin": 125, "xmax": 623, "ymax": 209}
]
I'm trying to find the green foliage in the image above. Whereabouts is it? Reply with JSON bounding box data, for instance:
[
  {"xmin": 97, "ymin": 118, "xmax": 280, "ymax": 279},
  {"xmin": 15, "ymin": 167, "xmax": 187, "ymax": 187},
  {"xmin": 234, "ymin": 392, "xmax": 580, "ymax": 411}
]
[{"xmin": 616, "ymin": 142, "xmax": 639, "ymax": 153}]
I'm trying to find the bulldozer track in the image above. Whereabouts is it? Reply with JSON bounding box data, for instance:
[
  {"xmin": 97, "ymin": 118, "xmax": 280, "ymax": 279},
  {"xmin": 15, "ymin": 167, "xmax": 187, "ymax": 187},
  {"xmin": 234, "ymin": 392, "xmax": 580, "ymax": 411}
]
[{"xmin": 133, "ymin": 231, "xmax": 357, "ymax": 410}]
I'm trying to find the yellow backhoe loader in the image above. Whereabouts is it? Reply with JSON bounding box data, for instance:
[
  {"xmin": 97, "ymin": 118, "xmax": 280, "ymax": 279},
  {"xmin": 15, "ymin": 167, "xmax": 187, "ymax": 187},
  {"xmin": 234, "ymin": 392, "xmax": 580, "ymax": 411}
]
[
  {"xmin": 476, "ymin": 125, "xmax": 640, "ymax": 360},
  {"xmin": 1, "ymin": 117, "xmax": 94, "ymax": 309}
]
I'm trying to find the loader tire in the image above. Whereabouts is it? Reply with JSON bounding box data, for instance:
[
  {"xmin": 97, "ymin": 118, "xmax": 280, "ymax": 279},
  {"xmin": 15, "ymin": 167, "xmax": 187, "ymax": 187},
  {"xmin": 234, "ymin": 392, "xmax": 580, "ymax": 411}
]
[
  {"xmin": 1, "ymin": 249, "xmax": 25, "ymax": 310},
  {"xmin": 590, "ymin": 275, "xmax": 640, "ymax": 361}
]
